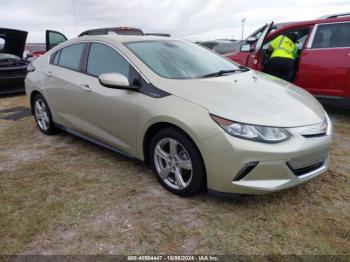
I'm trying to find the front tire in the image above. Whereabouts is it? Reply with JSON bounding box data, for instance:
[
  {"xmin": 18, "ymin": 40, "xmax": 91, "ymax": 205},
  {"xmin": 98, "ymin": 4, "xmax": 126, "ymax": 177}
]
[
  {"xmin": 149, "ymin": 127, "xmax": 205, "ymax": 197},
  {"xmin": 32, "ymin": 94, "xmax": 58, "ymax": 135}
]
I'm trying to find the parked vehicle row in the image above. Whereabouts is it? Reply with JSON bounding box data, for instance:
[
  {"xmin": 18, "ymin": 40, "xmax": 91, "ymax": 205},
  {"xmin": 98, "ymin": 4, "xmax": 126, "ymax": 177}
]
[
  {"xmin": 25, "ymin": 34, "xmax": 332, "ymax": 197},
  {"xmin": 0, "ymin": 26, "xmax": 169, "ymax": 94},
  {"xmin": 3, "ymin": 14, "xmax": 350, "ymax": 103},
  {"xmin": 2, "ymin": 14, "xmax": 343, "ymax": 198},
  {"xmin": 225, "ymin": 14, "xmax": 350, "ymax": 108},
  {"xmin": 204, "ymin": 22, "xmax": 293, "ymax": 55}
]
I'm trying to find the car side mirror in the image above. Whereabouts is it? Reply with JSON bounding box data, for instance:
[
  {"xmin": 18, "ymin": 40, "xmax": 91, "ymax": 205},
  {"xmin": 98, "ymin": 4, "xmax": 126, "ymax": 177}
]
[
  {"xmin": 246, "ymin": 37, "xmax": 257, "ymax": 44},
  {"xmin": 240, "ymin": 44, "xmax": 252, "ymax": 52},
  {"xmin": 98, "ymin": 73, "xmax": 135, "ymax": 90}
]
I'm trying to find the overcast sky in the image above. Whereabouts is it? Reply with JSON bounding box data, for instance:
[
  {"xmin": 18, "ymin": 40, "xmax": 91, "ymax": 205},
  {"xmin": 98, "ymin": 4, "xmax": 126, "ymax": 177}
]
[{"xmin": 1, "ymin": 0, "xmax": 350, "ymax": 42}]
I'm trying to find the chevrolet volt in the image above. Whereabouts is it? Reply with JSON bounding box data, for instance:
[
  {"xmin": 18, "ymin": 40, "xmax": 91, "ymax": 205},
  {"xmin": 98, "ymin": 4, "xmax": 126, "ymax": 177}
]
[{"xmin": 25, "ymin": 35, "xmax": 332, "ymax": 197}]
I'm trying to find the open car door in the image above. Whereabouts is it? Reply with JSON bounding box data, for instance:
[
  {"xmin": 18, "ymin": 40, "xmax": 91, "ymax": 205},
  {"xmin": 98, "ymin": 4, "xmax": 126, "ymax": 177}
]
[
  {"xmin": 46, "ymin": 30, "xmax": 68, "ymax": 51},
  {"xmin": 246, "ymin": 22, "xmax": 274, "ymax": 70}
]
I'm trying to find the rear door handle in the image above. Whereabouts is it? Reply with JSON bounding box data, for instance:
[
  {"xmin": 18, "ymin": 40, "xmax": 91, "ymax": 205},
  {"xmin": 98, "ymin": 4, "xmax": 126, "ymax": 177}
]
[
  {"xmin": 80, "ymin": 84, "xmax": 91, "ymax": 92},
  {"xmin": 45, "ymin": 71, "xmax": 52, "ymax": 77}
]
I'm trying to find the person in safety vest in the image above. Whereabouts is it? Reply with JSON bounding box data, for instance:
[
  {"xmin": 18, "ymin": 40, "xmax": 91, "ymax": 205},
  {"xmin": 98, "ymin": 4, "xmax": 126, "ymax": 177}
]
[{"xmin": 263, "ymin": 32, "xmax": 298, "ymax": 82}]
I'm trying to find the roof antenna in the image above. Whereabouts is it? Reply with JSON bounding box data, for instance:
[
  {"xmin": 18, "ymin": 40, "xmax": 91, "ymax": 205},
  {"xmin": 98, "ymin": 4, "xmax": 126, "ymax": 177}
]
[{"xmin": 72, "ymin": 0, "xmax": 78, "ymax": 35}]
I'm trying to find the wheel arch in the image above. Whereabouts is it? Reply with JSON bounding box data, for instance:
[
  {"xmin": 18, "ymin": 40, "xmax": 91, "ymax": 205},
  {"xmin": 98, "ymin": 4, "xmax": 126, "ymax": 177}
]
[
  {"xmin": 142, "ymin": 121, "xmax": 207, "ymax": 188},
  {"xmin": 30, "ymin": 90, "xmax": 43, "ymax": 114}
]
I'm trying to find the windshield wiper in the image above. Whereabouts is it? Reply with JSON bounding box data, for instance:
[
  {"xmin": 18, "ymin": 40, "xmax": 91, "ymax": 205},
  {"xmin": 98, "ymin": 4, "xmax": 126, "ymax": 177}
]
[{"xmin": 200, "ymin": 66, "xmax": 249, "ymax": 78}]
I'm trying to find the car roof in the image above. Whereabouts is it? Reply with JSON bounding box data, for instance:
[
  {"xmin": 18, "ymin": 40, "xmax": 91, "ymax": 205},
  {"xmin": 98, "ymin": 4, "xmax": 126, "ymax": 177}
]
[
  {"xmin": 273, "ymin": 16, "xmax": 350, "ymax": 32},
  {"xmin": 47, "ymin": 35, "xmax": 187, "ymax": 56}
]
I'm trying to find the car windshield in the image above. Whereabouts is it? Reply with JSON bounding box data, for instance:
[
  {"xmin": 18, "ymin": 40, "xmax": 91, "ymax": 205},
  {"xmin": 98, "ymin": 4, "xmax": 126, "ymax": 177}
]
[{"xmin": 125, "ymin": 40, "xmax": 240, "ymax": 79}]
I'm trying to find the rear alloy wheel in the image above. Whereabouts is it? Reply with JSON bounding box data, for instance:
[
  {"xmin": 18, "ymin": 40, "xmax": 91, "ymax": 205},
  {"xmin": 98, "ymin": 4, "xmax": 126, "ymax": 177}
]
[
  {"xmin": 150, "ymin": 128, "xmax": 205, "ymax": 196},
  {"xmin": 33, "ymin": 94, "xmax": 58, "ymax": 135}
]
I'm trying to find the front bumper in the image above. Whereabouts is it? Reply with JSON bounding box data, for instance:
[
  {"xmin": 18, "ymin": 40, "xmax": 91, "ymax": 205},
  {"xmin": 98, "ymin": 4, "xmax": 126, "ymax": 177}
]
[
  {"xmin": 0, "ymin": 66, "xmax": 27, "ymax": 94},
  {"xmin": 200, "ymin": 123, "xmax": 333, "ymax": 195}
]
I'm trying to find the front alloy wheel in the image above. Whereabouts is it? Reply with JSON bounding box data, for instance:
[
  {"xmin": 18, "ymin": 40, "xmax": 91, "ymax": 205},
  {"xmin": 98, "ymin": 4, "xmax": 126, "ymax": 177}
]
[
  {"xmin": 150, "ymin": 128, "xmax": 205, "ymax": 196},
  {"xmin": 154, "ymin": 138, "xmax": 193, "ymax": 190}
]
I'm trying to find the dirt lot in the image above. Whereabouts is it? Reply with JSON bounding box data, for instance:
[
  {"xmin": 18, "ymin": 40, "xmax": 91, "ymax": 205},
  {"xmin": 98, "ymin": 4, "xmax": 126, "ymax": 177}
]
[{"xmin": 0, "ymin": 94, "xmax": 349, "ymax": 255}]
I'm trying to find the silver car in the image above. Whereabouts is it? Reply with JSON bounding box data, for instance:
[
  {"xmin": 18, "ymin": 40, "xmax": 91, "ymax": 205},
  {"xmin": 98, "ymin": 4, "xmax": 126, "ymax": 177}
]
[{"xmin": 25, "ymin": 35, "xmax": 332, "ymax": 198}]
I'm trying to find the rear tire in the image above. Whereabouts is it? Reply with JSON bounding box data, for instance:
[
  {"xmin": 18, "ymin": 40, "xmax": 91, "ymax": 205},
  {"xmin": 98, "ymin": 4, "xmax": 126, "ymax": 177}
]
[
  {"xmin": 149, "ymin": 127, "xmax": 205, "ymax": 197},
  {"xmin": 32, "ymin": 94, "xmax": 58, "ymax": 135}
]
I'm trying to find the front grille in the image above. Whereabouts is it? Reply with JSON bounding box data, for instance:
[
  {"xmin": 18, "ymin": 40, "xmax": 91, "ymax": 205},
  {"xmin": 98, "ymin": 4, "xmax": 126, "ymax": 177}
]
[
  {"xmin": 0, "ymin": 82, "xmax": 25, "ymax": 93},
  {"xmin": 0, "ymin": 69, "xmax": 27, "ymax": 78},
  {"xmin": 287, "ymin": 150, "xmax": 328, "ymax": 177},
  {"xmin": 291, "ymin": 117, "xmax": 329, "ymax": 138},
  {"xmin": 287, "ymin": 161, "xmax": 324, "ymax": 176},
  {"xmin": 302, "ymin": 133, "xmax": 327, "ymax": 138}
]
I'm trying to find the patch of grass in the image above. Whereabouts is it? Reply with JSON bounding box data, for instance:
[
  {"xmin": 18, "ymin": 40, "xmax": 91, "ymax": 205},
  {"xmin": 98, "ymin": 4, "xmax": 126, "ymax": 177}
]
[
  {"xmin": 0, "ymin": 162, "xmax": 108, "ymax": 254},
  {"xmin": 0, "ymin": 95, "xmax": 350, "ymax": 255},
  {"xmin": 0, "ymin": 118, "xmax": 34, "ymax": 147},
  {"xmin": 313, "ymin": 239, "xmax": 339, "ymax": 255}
]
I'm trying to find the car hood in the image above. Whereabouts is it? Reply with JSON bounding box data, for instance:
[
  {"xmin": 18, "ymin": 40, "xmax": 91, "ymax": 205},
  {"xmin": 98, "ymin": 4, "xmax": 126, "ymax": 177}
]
[
  {"xmin": 0, "ymin": 28, "xmax": 28, "ymax": 58},
  {"xmin": 158, "ymin": 70, "xmax": 325, "ymax": 127}
]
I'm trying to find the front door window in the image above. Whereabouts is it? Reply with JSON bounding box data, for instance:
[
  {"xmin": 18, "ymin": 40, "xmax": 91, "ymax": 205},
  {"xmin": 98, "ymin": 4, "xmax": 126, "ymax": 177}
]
[{"xmin": 86, "ymin": 43, "xmax": 130, "ymax": 77}]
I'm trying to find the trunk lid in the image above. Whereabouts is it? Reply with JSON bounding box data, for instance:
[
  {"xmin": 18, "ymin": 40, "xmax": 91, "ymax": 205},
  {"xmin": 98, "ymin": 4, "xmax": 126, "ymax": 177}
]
[{"xmin": 0, "ymin": 28, "xmax": 28, "ymax": 58}]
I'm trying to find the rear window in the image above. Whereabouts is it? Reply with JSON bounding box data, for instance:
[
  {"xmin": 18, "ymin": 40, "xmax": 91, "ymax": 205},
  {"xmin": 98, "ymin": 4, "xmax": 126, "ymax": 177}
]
[
  {"xmin": 112, "ymin": 29, "xmax": 143, "ymax": 35},
  {"xmin": 87, "ymin": 30, "xmax": 106, "ymax": 36},
  {"xmin": 80, "ymin": 28, "xmax": 144, "ymax": 36},
  {"xmin": 312, "ymin": 22, "xmax": 350, "ymax": 48},
  {"xmin": 58, "ymin": 43, "xmax": 85, "ymax": 70}
]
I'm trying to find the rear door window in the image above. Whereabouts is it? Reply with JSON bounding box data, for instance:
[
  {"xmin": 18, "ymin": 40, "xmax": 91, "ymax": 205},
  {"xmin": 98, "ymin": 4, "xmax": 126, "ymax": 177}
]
[
  {"xmin": 312, "ymin": 22, "xmax": 350, "ymax": 48},
  {"xmin": 58, "ymin": 43, "xmax": 85, "ymax": 70},
  {"xmin": 86, "ymin": 43, "xmax": 129, "ymax": 77}
]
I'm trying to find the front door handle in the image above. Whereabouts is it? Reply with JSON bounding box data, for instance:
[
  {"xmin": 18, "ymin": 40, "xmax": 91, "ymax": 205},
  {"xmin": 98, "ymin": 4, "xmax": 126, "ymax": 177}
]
[
  {"xmin": 45, "ymin": 71, "xmax": 52, "ymax": 77},
  {"xmin": 80, "ymin": 84, "xmax": 91, "ymax": 92}
]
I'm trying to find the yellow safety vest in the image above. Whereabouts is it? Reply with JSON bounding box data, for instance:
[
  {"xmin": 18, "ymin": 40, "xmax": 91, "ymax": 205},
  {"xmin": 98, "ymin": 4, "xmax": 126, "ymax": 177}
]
[{"xmin": 270, "ymin": 35, "xmax": 297, "ymax": 60}]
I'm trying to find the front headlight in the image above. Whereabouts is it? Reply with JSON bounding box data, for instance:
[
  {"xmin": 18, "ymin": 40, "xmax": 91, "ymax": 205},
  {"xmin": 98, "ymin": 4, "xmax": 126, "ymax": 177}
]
[{"xmin": 211, "ymin": 115, "xmax": 291, "ymax": 143}]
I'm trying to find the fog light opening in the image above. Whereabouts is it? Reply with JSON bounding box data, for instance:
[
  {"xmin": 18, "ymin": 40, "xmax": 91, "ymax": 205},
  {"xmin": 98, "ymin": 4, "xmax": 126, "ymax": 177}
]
[{"xmin": 233, "ymin": 161, "xmax": 259, "ymax": 181}]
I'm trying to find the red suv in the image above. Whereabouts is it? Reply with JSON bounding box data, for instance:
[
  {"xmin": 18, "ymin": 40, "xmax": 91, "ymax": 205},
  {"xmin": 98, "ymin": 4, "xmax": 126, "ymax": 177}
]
[{"xmin": 226, "ymin": 14, "xmax": 350, "ymax": 108}]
